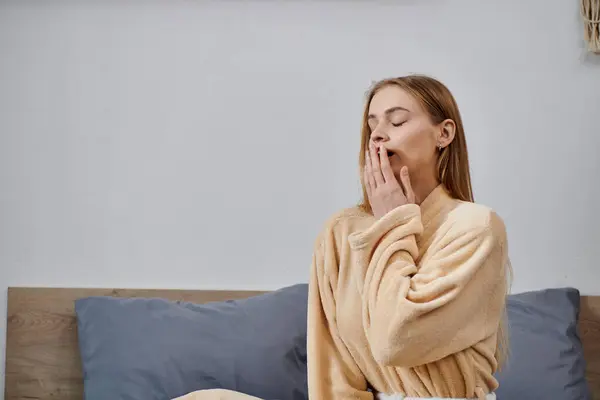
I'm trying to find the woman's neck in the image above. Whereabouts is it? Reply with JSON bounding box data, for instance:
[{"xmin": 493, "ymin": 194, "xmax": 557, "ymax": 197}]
[{"xmin": 411, "ymin": 174, "xmax": 440, "ymax": 205}]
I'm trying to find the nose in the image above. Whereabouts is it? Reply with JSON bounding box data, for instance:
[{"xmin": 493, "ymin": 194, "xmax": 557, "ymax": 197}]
[{"xmin": 370, "ymin": 126, "xmax": 389, "ymax": 145}]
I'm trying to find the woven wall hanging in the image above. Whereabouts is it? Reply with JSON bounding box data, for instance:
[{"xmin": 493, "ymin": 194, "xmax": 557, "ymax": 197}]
[{"xmin": 581, "ymin": 0, "xmax": 600, "ymax": 53}]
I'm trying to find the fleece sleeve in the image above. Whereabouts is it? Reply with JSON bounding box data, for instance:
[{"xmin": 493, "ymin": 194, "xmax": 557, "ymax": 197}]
[
  {"xmin": 347, "ymin": 204, "xmax": 508, "ymax": 368},
  {"xmin": 307, "ymin": 233, "xmax": 374, "ymax": 400}
]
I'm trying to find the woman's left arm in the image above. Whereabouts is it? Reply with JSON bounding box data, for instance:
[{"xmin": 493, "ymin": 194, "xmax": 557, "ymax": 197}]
[{"xmin": 348, "ymin": 204, "xmax": 509, "ymax": 368}]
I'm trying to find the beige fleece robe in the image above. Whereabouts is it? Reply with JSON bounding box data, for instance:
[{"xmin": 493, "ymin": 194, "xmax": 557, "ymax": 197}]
[
  {"xmin": 175, "ymin": 184, "xmax": 509, "ymax": 400},
  {"xmin": 307, "ymin": 184, "xmax": 509, "ymax": 399}
]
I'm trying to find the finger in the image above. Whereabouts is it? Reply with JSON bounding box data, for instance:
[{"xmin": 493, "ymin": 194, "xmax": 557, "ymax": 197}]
[
  {"xmin": 369, "ymin": 142, "xmax": 384, "ymax": 186},
  {"xmin": 379, "ymin": 146, "xmax": 396, "ymax": 183},
  {"xmin": 400, "ymin": 166, "xmax": 416, "ymax": 203}
]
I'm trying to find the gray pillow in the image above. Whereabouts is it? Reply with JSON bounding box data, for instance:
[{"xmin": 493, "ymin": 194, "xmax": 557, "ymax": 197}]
[
  {"xmin": 496, "ymin": 287, "xmax": 591, "ymax": 400},
  {"xmin": 75, "ymin": 284, "xmax": 309, "ymax": 400}
]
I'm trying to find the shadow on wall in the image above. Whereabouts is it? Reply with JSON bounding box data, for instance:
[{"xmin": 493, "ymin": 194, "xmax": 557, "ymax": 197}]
[{"xmin": 580, "ymin": 51, "xmax": 600, "ymax": 66}]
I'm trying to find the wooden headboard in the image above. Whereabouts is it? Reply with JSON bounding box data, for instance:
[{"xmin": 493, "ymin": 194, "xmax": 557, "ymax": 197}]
[{"xmin": 5, "ymin": 288, "xmax": 600, "ymax": 400}]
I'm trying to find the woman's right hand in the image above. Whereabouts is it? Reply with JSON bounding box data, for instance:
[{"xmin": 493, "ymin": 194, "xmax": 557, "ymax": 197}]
[{"xmin": 364, "ymin": 142, "xmax": 415, "ymax": 219}]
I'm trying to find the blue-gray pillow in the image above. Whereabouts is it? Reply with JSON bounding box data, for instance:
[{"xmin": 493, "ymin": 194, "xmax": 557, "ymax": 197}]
[
  {"xmin": 75, "ymin": 284, "xmax": 309, "ymax": 400},
  {"xmin": 496, "ymin": 287, "xmax": 591, "ymax": 400}
]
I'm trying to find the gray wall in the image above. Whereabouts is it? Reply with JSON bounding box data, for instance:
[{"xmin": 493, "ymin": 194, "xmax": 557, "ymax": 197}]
[{"xmin": 1, "ymin": 1, "xmax": 599, "ymax": 396}]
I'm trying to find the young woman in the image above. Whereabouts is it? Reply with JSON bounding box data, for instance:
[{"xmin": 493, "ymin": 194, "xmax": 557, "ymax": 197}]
[
  {"xmin": 176, "ymin": 75, "xmax": 510, "ymax": 400},
  {"xmin": 307, "ymin": 75, "xmax": 510, "ymax": 400}
]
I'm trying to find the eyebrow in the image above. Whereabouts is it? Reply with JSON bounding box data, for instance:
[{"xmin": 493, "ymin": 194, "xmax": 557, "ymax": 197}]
[{"xmin": 367, "ymin": 106, "xmax": 410, "ymax": 119}]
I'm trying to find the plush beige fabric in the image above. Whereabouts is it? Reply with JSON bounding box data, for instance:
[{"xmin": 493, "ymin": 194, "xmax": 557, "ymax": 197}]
[{"xmin": 307, "ymin": 184, "xmax": 509, "ymax": 399}]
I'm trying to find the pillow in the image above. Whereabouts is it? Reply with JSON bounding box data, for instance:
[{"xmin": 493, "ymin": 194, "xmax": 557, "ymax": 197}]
[
  {"xmin": 75, "ymin": 284, "xmax": 309, "ymax": 400},
  {"xmin": 496, "ymin": 287, "xmax": 592, "ymax": 400}
]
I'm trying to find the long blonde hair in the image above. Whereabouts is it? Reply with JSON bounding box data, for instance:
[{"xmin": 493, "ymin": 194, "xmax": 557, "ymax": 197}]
[{"xmin": 357, "ymin": 74, "xmax": 511, "ymax": 369}]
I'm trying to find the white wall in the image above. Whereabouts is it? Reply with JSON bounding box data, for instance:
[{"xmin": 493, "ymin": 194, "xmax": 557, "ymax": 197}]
[{"xmin": 1, "ymin": 0, "xmax": 599, "ymax": 395}]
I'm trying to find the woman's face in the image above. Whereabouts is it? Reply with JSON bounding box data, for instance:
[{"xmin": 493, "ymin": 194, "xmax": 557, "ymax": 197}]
[{"xmin": 367, "ymin": 85, "xmax": 441, "ymax": 182}]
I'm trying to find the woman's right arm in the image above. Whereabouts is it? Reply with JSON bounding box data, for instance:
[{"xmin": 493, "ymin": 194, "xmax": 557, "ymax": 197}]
[{"xmin": 307, "ymin": 232, "xmax": 373, "ymax": 400}]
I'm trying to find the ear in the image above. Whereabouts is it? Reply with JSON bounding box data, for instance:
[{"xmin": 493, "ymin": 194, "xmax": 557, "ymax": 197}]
[{"xmin": 437, "ymin": 119, "xmax": 456, "ymax": 149}]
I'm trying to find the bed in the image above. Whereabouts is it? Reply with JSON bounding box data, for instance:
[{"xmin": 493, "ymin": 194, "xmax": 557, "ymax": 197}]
[{"xmin": 5, "ymin": 286, "xmax": 600, "ymax": 400}]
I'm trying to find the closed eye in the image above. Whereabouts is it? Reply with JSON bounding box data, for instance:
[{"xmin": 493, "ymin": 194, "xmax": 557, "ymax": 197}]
[{"xmin": 392, "ymin": 121, "xmax": 406, "ymax": 127}]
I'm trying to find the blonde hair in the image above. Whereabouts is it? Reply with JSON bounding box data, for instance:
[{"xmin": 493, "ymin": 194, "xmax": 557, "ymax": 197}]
[{"xmin": 357, "ymin": 74, "xmax": 511, "ymax": 369}]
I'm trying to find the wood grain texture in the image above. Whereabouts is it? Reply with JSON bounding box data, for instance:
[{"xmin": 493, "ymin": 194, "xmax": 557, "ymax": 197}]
[
  {"xmin": 581, "ymin": 295, "xmax": 600, "ymax": 399},
  {"xmin": 5, "ymin": 287, "xmax": 266, "ymax": 400},
  {"xmin": 5, "ymin": 288, "xmax": 600, "ymax": 400}
]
